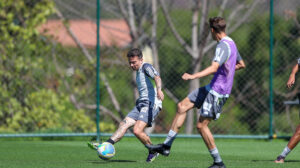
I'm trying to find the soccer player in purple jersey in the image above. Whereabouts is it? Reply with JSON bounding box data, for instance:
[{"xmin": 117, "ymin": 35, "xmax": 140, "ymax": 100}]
[
  {"xmin": 275, "ymin": 58, "xmax": 300, "ymax": 163},
  {"xmin": 147, "ymin": 17, "xmax": 245, "ymax": 168}
]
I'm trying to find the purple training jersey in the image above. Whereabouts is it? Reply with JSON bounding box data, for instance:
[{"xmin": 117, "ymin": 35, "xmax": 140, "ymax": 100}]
[{"xmin": 210, "ymin": 36, "xmax": 242, "ymax": 95}]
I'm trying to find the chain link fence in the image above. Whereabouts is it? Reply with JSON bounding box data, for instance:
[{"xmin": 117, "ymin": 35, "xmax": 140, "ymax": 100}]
[{"xmin": 1, "ymin": 0, "xmax": 300, "ymax": 138}]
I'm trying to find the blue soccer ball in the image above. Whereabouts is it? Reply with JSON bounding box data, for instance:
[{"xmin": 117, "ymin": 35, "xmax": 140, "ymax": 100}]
[{"xmin": 97, "ymin": 142, "xmax": 115, "ymax": 160}]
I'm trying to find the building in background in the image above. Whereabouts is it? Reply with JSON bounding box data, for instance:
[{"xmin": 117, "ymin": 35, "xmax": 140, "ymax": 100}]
[{"xmin": 39, "ymin": 19, "xmax": 131, "ymax": 48}]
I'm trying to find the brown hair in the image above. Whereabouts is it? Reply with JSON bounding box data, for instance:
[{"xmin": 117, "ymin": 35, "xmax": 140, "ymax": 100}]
[
  {"xmin": 127, "ymin": 48, "xmax": 143, "ymax": 59},
  {"xmin": 209, "ymin": 17, "xmax": 226, "ymax": 33}
]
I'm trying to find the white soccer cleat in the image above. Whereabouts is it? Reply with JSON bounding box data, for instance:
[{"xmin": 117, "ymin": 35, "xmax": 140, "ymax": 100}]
[{"xmin": 87, "ymin": 142, "xmax": 99, "ymax": 150}]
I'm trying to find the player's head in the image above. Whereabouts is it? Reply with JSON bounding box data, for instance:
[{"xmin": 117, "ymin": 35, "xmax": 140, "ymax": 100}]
[
  {"xmin": 127, "ymin": 48, "xmax": 143, "ymax": 71},
  {"xmin": 209, "ymin": 17, "xmax": 226, "ymax": 40}
]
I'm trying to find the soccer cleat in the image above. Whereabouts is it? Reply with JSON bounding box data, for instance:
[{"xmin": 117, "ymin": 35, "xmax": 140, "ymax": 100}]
[
  {"xmin": 208, "ymin": 161, "xmax": 226, "ymax": 168},
  {"xmin": 274, "ymin": 155, "xmax": 285, "ymax": 163},
  {"xmin": 146, "ymin": 151, "xmax": 159, "ymax": 162},
  {"xmin": 146, "ymin": 144, "xmax": 170, "ymax": 156},
  {"xmin": 87, "ymin": 142, "xmax": 99, "ymax": 151}
]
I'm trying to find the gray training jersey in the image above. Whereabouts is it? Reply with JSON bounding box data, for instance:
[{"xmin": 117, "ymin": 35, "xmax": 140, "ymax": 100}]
[
  {"xmin": 210, "ymin": 36, "xmax": 243, "ymax": 95},
  {"xmin": 213, "ymin": 36, "xmax": 242, "ymax": 66},
  {"xmin": 136, "ymin": 63, "xmax": 162, "ymax": 108}
]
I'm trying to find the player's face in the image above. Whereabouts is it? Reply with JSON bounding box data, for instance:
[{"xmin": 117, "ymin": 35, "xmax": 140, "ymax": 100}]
[
  {"xmin": 211, "ymin": 28, "xmax": 217, "ymax": 40},
  {"xmin": 128, "ymin": 56, "xmax": 143, "ymax": 71}
]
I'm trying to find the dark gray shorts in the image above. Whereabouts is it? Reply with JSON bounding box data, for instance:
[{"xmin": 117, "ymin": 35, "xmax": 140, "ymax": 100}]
[
  {"xmin": 126, "ymin": 100, "xmax": 161, "ymax": 127},
  {"xmin": 188, "ymin": 86, "xmax": 228, "ymax": 120}
]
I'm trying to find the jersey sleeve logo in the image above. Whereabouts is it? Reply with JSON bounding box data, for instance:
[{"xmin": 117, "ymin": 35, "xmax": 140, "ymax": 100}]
[{"xmin": 215, "ymin": 47, "xmax": 224, "ymax": 62}]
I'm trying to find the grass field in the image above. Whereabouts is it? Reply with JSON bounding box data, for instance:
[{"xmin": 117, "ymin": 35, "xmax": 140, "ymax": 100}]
[{"xmin": 0, "ymin": 137, "xmax": 299, "ymax": 168}]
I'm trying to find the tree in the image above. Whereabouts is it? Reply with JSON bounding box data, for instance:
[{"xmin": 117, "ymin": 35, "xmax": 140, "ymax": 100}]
[
  {"xmin": 70, "ymin": 0, "xmax": 263, "ymax": 133},
  {"xmin": 0, "ymin": 0, "xmax": 97, "ymax": 133},
  {"xmin": 158, "ymin": 0, "xmax": 261, "ymax": 133}
]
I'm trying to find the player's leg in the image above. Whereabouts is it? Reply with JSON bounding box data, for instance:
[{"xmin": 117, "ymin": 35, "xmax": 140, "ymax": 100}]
[
  {"xmin": 132, "ymin": 105, "xmax": 160, "ymax": 162},
  {"xmin": 133, "ymin": 120, "xmax": 152, "ymax": 145},
  {"xmin": 197, "ymin": 117, "xmax": 225, "ymax": 168},
  {"xmin": 133, "ymin": 120, "xmax": 160, "ymax": 162},
  {"xmin": 163, "ymin": 97, "xmax": 194, "ymax": 146},
  {"xmin": 275, "ymin": 93, "xmax": 300, "ymax": 163},
  {"xmin": 197, "ymin": 91, "xmax": 227, "ymax": 168},
  {"xmin": 147, "ymin": 87, "xmax": 208, "ymax": 156},
  {"xmin": 146, "ymin": 97, "xmax": 194, "ymax": 156},
  {"xmin": 105, "ymin": 106, "xmax": 140, "ymax": 145},
  {"xmin": 287, "ymin": 124, "xmax": 300, "ymax": 149},
  {"xmin": 275, "ymin": 124, "xmax": 300, "ymax": 163},
  {"xmin": 108, "ymin": 117, "xmax": 136, "ymax": 144},
  {"xmin": 197, "ymin": 117, "xmax": 215, "ymax": 149},
  {"xmin": 170, "ymin": 97, "xmax": 195, "ymax": 132},
  {"xmin": 167, "ymin": 86, "xmax": 209, "ymax": 141},
  {"xmin": 87, "ymin": 117, "xmax": 136, "ymax": 150}
]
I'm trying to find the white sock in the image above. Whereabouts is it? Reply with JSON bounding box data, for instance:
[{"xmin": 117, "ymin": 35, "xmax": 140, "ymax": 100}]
[
  {"xmin": 209, "ymin": 148, "xmax": 222, "ymax": 163},
  {"xmin": 163, "ymin": 130, "xmax": 177, "ymax": 146},
  {"xmin": 280, "ymin": 146, "xmax": 291, "ymax": 157}
]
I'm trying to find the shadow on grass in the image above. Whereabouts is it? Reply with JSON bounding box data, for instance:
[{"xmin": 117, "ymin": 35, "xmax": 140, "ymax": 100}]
[
  {"xmin": 252, "ymin": 160, "xmax": 300, "ymax": 163},
  {"xmin": 86, "ymin": 160, "xmax": 137, "ymax": 164}
]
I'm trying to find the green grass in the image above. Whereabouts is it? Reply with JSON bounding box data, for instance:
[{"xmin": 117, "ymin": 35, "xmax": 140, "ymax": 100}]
[{"xmin": 0, "ymin": 138, "xmax": 299, "ymax": 168}]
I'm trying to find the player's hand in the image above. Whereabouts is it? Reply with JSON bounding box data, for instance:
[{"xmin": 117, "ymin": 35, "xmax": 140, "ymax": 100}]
[
  {"xmin": 286, "ymin": 75, "xmax": 295, "ymax": 89},
  {"xmin": 182, "ymin": 73, "xmax": 193, "ymax": 80},
  {"xmin": 157, "ymin": 90, "xmax": 164, "ymax": 101}
]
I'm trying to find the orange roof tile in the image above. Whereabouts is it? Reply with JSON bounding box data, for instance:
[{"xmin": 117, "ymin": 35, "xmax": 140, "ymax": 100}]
[{"xmin": 39, "ymin": 19, "xmax": 131, "ymax": 48}]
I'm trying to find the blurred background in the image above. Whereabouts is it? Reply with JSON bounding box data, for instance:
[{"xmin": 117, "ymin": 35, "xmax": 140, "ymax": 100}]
[{"xmin": 0, "ymin": 0, "xmax": 300, "ymax": 138}]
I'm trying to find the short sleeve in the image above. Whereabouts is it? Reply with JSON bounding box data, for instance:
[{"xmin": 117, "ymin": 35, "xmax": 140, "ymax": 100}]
[
  {"xmin": 213, "ymin": 42, "xmax": 229, "ymax": 66},
  {"xmin": 298, "ymin": 58, "xmax": 300, "ymax": 65},
  {"xmin": 142, "ymin": 63, "xmax": 159, "ymax": 78}
]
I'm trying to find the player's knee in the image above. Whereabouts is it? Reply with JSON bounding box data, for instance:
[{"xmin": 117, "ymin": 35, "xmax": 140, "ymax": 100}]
[
  {"xmin": 177, "ymin": 102, "xmax": 186, "ymax": 114},
  {"xmin": 118, "ymin": 122, "xmax": 127, "ymax": 130},
  {"xmin": 119, "ymin": 118, "xmax": 134, "ymax": 130},
  {"xmin": 133, "ymin": 127, "xmax": 142, "ymax": 137},
  {"xmin": 118, "ymin": 121, "xmax": 125, "ymax": 127},
  {"xmin": 196, "ymin": 123, "xmax": 206, "ymax": 132}
]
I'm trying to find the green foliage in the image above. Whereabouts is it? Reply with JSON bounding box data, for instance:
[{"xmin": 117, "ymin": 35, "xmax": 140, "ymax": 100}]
[
  {"xmin": 0, "ymin": 1, "xmax": 98, "ymax": 133},
  {"xmin": 0, "ymin": 0, "xmax": 54, "ymax": 52},
  {"xmin": 0, "ymin": 89, "xmax": 96, "ymax": 133}
]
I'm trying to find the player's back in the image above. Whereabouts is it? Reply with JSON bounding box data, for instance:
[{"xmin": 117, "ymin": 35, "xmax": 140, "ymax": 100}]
[{"xmin": 210, "ymin": 36, "xmax": 239, "ymax": 95}]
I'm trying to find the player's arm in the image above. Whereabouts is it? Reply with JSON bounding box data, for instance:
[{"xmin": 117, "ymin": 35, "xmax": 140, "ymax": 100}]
[
  {"xmin": 143, "ymin": 63, "xmax": 164, "ymax": 100},
  {"xmin": 154, "ymin": 76, "xmax": 164, "ymax": 101},
  {"xmin": 182, "ymin": 62, "xmax": 219, "ymax": 80},
  {"xmin": 235, "ymin": 60, "xmax": 246, "ymax": 70},
  {"xmin": 182, "ymin": 42, "xmax": 228, "ymax": 80},
  {"xmin": 287, "ymin": 63, "xmax": 299, "ymax": 89},
  {"xmin": 235, "ymin": 51, "xmax": 246, "ymax": 70}
]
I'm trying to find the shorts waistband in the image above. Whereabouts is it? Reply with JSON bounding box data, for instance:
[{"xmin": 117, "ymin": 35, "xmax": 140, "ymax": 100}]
[{"xmin": 205, "ymin": 85, "xmax": 230, "ymax": 98}]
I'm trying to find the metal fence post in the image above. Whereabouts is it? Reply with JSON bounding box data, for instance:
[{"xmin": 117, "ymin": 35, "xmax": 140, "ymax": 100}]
[
  {"xmin": 269, "ymin": 0, "xmax": 274, "ymax": 140},
  {"xmin": 96, "ymin": 0, "xmax": 101, "ymax": 142}
]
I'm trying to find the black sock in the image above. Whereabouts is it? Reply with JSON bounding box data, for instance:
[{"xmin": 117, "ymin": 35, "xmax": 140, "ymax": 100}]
[
  {"xmin": 214, "ymin": 161, "xmax": 224, "ymax": 166},
  {"xmin": 106, "ymin": 138, "xmax": 115, "ymax": 144},
  {"xmin": 163, "ymin": 144, "xmax": 171, "ymax": 149}
]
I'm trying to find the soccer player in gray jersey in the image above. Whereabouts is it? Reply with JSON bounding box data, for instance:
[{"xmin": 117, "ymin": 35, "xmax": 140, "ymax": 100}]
[
  {"xmin": 88, "ymin": 48, "xmax": 164, "ymax": 162},
  {"xmin": 275, "ymin": 58, "xmax": 300, "ymax": 163},
  {"xmin": 147, "ymin": 17, "xmax": 245, "ymax": 168}
]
